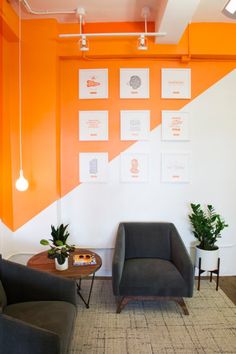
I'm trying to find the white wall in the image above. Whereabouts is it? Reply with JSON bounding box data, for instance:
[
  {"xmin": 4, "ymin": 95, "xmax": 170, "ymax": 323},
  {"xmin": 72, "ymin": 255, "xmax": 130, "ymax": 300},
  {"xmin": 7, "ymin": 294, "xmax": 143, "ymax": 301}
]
[{"xmin": 2, "ymin": 69, "xmax": 236, "ymax": 276}]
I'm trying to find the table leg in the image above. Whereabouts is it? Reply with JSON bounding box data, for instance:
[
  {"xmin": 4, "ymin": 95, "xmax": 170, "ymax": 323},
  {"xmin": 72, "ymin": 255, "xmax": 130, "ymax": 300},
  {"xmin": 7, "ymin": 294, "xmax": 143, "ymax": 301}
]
[{"xmin": 77, "ymin": 272, "xmax": 96, "ymax": 309}]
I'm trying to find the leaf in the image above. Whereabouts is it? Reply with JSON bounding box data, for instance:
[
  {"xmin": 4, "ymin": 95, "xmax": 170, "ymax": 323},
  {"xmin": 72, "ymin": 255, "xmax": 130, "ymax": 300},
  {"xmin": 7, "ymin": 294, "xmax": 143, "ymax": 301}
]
[{"xmin": 40, "ymin": 239, "xmax": 49, "ymax": 246}]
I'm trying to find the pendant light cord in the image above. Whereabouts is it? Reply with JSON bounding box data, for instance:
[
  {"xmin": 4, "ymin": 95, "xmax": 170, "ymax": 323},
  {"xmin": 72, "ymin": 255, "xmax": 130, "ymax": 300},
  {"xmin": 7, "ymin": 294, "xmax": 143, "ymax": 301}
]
[{"xmin": 18, "ymin": 0, "xmax": 23, "ymax": 171}]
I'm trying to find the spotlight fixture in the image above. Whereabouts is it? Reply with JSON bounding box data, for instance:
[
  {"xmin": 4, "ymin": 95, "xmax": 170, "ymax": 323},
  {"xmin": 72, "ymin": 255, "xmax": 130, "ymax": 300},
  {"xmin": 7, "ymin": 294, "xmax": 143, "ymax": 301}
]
[
  {"xmin": 222, "ymin": 0, "xmax": 236, "ymax": 18},
  {"xmin": 15, "ymin": 0, "xmax": 29, "ymax": 192},
  {"xmin": 137, "ymin": 34, "xmax": 148, "ymax": 50},
  {"xmin": 77, "ymin": 8, "xmax": 89, "ymax": 52},
  {"xmin": 137, "ymin": 6, "xmax": 150, "ymax": 51},
  {"xmin": 79, "ymin": 35, "xmax": 89, "ymax": 51}
]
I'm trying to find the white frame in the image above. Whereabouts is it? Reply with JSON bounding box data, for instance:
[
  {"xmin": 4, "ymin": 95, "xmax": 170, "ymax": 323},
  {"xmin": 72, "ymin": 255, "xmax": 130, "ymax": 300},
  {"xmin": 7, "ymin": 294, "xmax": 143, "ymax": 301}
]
[
  {"xmin": 79, "ymin": 68, "xmax": 108, "ymax": 99},
  {"xmin": 120, "ymin": 153, "xmax": 149, "ymax": 183},
  {"xmin": 120, "ymin": 110, "xmax": 150, "ymax": 141},
  {"xmin": 161, "ymin": 68, "xmax": 191, "ymax": 99},
  {"xmin": 120, "ymin": 68, "xmax": 149, "ymax": 99},
  {"xmin": 79, "ymin": 153, "xmax": 109, "ymax": 183},
  {"xmin": 162, "ymin": 111, "xmax": 190, "ymax": 141},
  {"xmin": 161, "ymin": 153, "xmax": 190, "ymax": 183},
  {"xmin": 79, "ymin": 111, "xmax": 108, "ymax": 141}
]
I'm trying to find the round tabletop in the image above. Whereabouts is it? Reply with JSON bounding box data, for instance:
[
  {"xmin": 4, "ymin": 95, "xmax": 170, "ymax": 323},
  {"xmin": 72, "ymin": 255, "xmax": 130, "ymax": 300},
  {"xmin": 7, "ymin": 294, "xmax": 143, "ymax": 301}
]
[{"xmin": 27, "ymin": 248, "xmax": 102, "ymax": 279}]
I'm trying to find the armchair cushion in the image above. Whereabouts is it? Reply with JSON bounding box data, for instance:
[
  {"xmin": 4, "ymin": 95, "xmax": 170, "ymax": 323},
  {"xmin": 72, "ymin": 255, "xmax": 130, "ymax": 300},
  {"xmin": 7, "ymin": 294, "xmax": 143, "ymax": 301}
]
[
  {"xmin": 120, "ymin": 258, "xmax": 188, "ymax": 297},
  {"xmin": 4, "ymin": 301, "xmax": 76, "ymax": 354},
  {"xmin": 124, "ymin": 222, "xmax": 171, "ymax": 260}
]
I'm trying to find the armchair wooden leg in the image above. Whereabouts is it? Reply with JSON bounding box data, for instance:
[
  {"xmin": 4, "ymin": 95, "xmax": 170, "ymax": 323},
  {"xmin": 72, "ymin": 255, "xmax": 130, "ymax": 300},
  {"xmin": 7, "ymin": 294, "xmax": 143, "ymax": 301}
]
[
  {"xmin": 116, "ymin": 296, "xmax": 129, "ymax": 313},
  {"xmin": 176, "ymin": 298, "xmax": 189, "ymax": 315}
]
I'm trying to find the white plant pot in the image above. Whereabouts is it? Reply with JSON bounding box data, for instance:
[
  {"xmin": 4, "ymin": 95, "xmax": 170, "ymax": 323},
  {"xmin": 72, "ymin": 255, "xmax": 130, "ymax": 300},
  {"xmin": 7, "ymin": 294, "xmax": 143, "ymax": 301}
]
[
  {"xmin": 55, "ymin": 257, "xmax": 68, "ymax": 271},
  {"xmin": 195, "ymin": 247, "xmax": 219, "ymax": 271}
]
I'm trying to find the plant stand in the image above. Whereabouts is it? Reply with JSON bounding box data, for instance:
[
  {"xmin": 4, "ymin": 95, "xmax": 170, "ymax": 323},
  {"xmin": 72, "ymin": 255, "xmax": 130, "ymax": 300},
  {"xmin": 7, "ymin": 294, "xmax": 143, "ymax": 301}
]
[{"xmin": 197, "ymin": 257, "xmax": 220, "ymax": 291}]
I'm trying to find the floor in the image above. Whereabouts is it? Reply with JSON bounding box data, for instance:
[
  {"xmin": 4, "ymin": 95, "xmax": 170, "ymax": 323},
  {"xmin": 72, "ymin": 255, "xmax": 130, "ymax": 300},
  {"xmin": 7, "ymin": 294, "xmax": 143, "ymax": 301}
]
[{"xmin": 219, "ymin": 276, "xmax": 236, "ymax": 305}]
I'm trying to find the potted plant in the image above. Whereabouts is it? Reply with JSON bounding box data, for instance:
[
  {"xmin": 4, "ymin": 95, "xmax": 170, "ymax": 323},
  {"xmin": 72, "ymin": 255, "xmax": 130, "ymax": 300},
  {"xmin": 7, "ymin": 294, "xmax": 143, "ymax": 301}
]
[
  {"xmin": 189, "ymin": 203, "xmax": 228, "ymax": 271},
  {"xmin": 40, "ymin": 224, "xmax": 75, "ymax": 271}
]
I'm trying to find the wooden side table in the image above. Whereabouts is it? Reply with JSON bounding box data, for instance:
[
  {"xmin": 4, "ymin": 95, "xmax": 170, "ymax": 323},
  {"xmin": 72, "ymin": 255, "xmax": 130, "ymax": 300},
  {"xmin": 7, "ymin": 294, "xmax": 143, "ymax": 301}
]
[{"xmin": 27, "ymin": 248, "xmax": 102, "ymax": 308}]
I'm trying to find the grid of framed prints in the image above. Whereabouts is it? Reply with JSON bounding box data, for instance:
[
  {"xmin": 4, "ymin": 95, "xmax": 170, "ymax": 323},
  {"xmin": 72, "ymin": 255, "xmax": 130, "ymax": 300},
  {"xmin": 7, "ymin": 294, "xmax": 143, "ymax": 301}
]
[{"xmin": 77, "ymin": 67, "xmax": 191, "ymax": 183}]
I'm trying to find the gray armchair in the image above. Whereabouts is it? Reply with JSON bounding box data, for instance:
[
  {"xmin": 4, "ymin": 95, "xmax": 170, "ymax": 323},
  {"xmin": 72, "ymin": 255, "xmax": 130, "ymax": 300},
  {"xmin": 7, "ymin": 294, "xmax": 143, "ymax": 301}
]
[
  {"xmin": 0, "ymin": 255, "xmax": 77, "ymax": 354},
  {"xmin": 112, "ymin": 222, "xmax": 194, "ymax": 314}
]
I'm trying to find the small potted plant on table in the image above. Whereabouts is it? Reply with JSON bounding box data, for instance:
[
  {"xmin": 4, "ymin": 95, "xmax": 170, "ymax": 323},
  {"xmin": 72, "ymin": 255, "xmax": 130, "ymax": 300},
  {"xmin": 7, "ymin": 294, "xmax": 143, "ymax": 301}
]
[
  {"xmin": 189, "ymin": 203, "xmax": 228, "ymax": 271},
  {"xmin": 40, "ymin": 224, "xmax": 75, "ymax": 271}
]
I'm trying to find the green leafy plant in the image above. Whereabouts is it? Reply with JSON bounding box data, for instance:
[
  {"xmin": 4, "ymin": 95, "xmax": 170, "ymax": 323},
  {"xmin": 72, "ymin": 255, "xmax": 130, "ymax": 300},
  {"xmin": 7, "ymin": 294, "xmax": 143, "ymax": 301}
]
[
  {"xmin": 40, "ymin": 224, "xmax": 75, "ymax": 264},
  {"xmin": 189, "ymin": 203, "xmax": 228, "ymax": 250}
]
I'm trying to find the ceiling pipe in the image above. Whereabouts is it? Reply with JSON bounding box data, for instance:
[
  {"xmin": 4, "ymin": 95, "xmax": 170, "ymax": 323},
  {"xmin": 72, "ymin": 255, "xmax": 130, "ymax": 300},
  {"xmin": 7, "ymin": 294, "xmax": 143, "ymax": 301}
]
[{"xmin": 21, "ymin": 0, "xmax": 75, "ymax": 15}]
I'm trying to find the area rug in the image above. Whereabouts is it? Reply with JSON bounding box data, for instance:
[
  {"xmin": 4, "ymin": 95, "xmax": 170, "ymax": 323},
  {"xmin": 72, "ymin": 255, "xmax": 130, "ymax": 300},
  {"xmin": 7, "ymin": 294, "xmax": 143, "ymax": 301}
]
[{"xmin": 70, "ymin": 279, "xmax": 236, "ymax": 354}]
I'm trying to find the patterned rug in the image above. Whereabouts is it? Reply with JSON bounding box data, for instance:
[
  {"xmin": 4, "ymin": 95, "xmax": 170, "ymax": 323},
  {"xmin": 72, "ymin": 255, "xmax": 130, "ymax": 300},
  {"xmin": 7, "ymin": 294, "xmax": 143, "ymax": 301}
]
[{"xmin": 70, "ymin": 279, "xmax": 236, "ymax": 354}]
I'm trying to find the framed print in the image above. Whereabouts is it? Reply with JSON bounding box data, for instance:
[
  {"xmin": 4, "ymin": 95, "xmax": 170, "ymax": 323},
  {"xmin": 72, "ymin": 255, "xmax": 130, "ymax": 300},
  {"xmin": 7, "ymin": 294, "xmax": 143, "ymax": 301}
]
[
  {"xmin": 162, "ymin": 111, "xmax": 190, "ymax": 141},
  {"xmin": 120, "ymin": 68, "xmax": 149, "ymax": 98},
  {"xmin": 79, "ymin": 153, "xmax": 108, "ymax": 183},
  {"xmin": 79, "ymin": 111, "xmax": 108, "ymax": 141},
  {"xmin": 161, "ymin": 68, "xmax": 191, "ymax": 99},
  {"xmin": 79, "ymin": 69, "xmax": 108, "ymax": 99},
  {"xmin": 120, "ymin": 153, "xmax": 149, "ymax": 182},
  {"xmin": 161, "ymin": 153, "xmax": 190, "ymax": 183},
  {"xmin": 120, "ymin": 110, "xmax": 150, "ymax": 141}
]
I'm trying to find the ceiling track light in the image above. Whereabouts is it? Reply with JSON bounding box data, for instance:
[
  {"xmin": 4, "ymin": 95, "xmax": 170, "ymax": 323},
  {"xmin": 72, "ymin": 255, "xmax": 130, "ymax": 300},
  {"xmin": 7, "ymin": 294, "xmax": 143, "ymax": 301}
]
[
  {"xmin": 15, "ymin": 0, "xmax": 29, "ymax": 192},
  {"xmin": 20, "ymin": 1, "xmax": 166, "ymax": 46},
  {"xmin": 58, "ymin": 6, "xmax": 166, "ymax": 50}
]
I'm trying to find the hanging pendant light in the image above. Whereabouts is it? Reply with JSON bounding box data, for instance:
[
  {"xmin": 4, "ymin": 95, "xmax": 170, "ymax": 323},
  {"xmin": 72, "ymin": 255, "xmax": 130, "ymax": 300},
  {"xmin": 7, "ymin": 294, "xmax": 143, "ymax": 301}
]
[{"xmin": 15, "ymin": 0, "xmax": 29, "ymax": 192}]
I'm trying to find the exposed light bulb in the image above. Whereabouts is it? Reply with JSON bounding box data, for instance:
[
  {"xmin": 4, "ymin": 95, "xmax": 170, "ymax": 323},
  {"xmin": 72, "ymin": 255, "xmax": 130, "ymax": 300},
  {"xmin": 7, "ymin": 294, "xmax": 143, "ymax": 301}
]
[
  {"xmin": 137, "ymin": 35, "xmax": 148, "ymax": 50},
  {"xmin": 15, "ymin": 169, "xmax": 29, "ymax": 192}
]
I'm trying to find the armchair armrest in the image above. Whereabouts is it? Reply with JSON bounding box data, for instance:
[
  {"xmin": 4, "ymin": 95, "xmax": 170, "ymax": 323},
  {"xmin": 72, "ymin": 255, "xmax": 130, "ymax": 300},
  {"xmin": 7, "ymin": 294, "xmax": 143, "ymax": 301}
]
[
  {"xmin": 112, "ymin": 224, "xmax": 126, "ymax": 295},
  {"xmin": 0, "ymin": 314, "xmax": 60, "ymax": 354},
  {"xmin": 170, "ymin": 224, "xmax": 194, "ymax": 296},
  {"xmin": 1, "ymin": 259, "xmax": 77, "ymax": 306}
]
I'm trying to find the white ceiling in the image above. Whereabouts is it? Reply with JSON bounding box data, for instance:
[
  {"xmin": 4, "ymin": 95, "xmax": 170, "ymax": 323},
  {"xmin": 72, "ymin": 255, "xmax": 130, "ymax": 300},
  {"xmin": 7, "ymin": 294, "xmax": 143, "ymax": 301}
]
[{"xmin": 11, "ymin": 0, "xmax": 235, "ymax": 44}]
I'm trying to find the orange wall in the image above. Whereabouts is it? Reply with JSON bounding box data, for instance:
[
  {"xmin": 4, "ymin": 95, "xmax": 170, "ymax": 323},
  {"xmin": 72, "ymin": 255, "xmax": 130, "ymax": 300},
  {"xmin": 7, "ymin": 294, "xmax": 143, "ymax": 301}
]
[{"xmin": 0, "ymin": 11, "xmax": 236, "ymax": 231}]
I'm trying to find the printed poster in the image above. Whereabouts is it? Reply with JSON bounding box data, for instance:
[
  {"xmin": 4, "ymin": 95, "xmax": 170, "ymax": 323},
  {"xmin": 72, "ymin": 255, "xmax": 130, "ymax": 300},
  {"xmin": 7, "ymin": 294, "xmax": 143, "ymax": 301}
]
[
  {"xmin": 79, "ymin": 153, "xmax": 108, "ymax": 183},
  {"xmin": 161, "ymin": 153, "xmax": 190, "ymax": 183},
  {"xmin": 161, "ymin": 68, "xmax": 191, "ymax": 99},
  {"xmin": 79, "ymin": 111, "xmax": 108, "ymax": 141},
  {"xmin": 162, "ymin": 111, "xmax": 190, "ymax": 141},
  {"xmin": 120, "ymin": 153, "xmax": 149, "ymax": 182},
  {"xmin": 79, "ymin": 69, "xmax": 108, "ymax": 99},
  {"xmin": 120, "ymin": 110, "xmax": 150, "ymax": 141},
  {"xmin": 120, "ymin": 68, "xmax": 149, "ymax": 98}
]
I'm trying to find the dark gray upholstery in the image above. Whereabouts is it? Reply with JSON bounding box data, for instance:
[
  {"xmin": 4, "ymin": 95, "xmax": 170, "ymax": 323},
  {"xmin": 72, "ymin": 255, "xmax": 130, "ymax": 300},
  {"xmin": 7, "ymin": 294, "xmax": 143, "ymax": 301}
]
[
  {"xmin": 0, "ymin": 255, "xmax": 77, "ymax": 354},
  {"xmin": 112, "ymin": 222, "xmax": 194, "ymax": 313}
]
